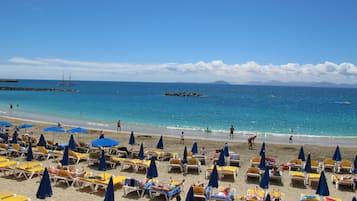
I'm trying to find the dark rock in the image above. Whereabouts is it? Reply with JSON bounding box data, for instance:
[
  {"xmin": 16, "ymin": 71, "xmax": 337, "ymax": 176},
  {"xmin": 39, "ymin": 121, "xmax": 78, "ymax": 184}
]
[{"xmin": 164, "ymin": 92, "xmax": 206, "ymax": 97}]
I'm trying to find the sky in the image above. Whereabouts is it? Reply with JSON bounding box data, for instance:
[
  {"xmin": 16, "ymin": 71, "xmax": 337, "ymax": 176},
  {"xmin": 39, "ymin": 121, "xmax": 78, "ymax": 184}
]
[{"xmin": 1, "ymin": 0, "xmax": 357, "ymax": 84}]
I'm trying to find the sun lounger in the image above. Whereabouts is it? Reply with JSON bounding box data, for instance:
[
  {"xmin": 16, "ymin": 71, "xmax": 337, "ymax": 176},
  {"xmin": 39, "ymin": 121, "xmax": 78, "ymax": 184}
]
[
  {"xmin": 337, "ymin": 160, "xmax": 353, "ymax": 173},
  {"xmin": 331, "ymin": 174, "xmax": 356, "ymax": 190},
  {"xmin": 306, "ymin": 173, "xmax": 320, "ymax": 187},
  {"xmin": 123, "ymin": 178, "xmax": 157, "ymax": 197},
  {"xmin": 94, "ymin": 174, "xmax": 126, "ymax": 191},
  {"xmin": 185, "ymin": 158, "xmax": 201, "ymax": 174},
  {"xmin": 121, "ymin": 159, "xmax": 139, "ymax": 172},
  {"xmin": 246, "ymin": 167, "xmax": 261, "ymax": 181},
  {"xmin": 149, "ymin": 185, "xmax": 182, "ymax": 201},
  {"xmin": 310, "ymin": 160, "xmax": 320, "ymax": 173},
  {"xmin": 0, "ymin": 192, "xmax": 14, "ymax": 199},
  {"xmin": 54, "ymin": 169, "xmax": 76, "ymax": 187},
  {"xmin": 136, "ymin": 160, "xmax": 152, "ymax": 173},
  {"xmin": 168, "ymin": 158, "xmax": 184, "ymax": 173},
  {"xmin": 7, "ymin": 144, "xmax": 26, "ymax": 157},
  {"xmin": 1, "ymin": 194, "xmax": 31, "ymax": 201},
  {"xmin": 300, "ymin": 194, "xmax": 320, "ymax": 201},
  {"xmin": 33, "ymin": 146, "xmax": 55, "ymax": 160},
  {"xmin": 0, "ymin": 143, "xmax": 9, "ymax": 155},
  {"xmin": 192, "ymin": 154, "xmax": 207, "ymax": 165},
  {"xmin": 271, "ymin": 190, "xmax": 285, "ymax": 201},
  {"xmin": 205, "ymin": 186, "xmax": 236, "ymax": 201},
  {"xmin": 289, "ymin": 171, "xmax": 306, "ymax": 186},
  {"xmin": 269, "ymin": 169, "xmax": 283, "ymax": 183},
  {"xmin": 110, "ymin": 157, "xmax": 124, "ymax": 167},
  {"xmin": 192, "ymin": 185, "xmax": 207, "ymax": 200},
  {"xmin": 0, "ymin": 161, "xmax": 18, "ymax": 175},
  {"xmin": 246, "ymin": 187, "xmax": 265, "ymax": 201},
  {"xmin": 0, "ymin": 157, "xmax": 9, "ymax": 163},
  {"xmin": 250, "ymin": 157, "xmax": 261, "ymax": 167},
  {"xmin": 78, "ymin": 173, "xmax": 126, "ymax": 191},
  {"xmin": 321, "ymin": 159, "xmax": 336, "ymax": 172},
  {"xmin": 323, "ymin": 197, "xmax": 341, "ymax": 201},
  {"xmin": 68, "ymin": 150, "xmax": 89, "ymax": 164},
  {"xmin": 14, "ymin": 162, "xmax": 44, "ymax": 179},
  {"xmin": 287, "ymin": 159, "xmax": 303, "ymax": 171},
  {"xmin": 229, "ymin": 153, "xmax": 240, "ymax": 167},
  {"xmin": 206, "ymin": 165, "xmax": 239, "ymax": 181}
]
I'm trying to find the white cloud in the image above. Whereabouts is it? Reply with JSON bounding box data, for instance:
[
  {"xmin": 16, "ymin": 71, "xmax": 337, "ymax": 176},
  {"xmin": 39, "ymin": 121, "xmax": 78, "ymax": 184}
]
[{"xmin": 1, "ymin": 57, "xmax": 357, "ymax": 84}]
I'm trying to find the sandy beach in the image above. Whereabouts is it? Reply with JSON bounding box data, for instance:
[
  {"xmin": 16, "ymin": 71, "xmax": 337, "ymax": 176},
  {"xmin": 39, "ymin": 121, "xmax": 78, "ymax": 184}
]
[{"xmin": 0, "ymin": 115, "xmax": 356, "ymax": 201}]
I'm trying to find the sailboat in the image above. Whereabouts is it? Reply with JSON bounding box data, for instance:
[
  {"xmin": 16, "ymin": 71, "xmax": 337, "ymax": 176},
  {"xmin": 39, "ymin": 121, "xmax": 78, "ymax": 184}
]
[{"xmin": 58, "ymin": 73, "xmax": 75, "ymax": 86}]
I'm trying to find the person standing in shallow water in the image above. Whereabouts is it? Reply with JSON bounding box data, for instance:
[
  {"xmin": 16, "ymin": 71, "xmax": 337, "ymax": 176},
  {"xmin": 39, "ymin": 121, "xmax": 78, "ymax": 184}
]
[
  {"xmin": 229, "ymin": 125, "xmax": 234, "ymax": 140},
  {"xmin": 180, "ymin": 131, "xmax": 184, "ymax": 144},
  {"xmin": 117, "ymin": 120, "xmax": 121, "ymax": 133}
]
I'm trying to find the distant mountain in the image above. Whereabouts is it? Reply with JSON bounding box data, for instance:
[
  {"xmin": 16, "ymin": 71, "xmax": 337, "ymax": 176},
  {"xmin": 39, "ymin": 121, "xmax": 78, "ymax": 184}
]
[
  {"xmin": 211, "ymin": 80, "xmax": 231, "ymax": 85},
  {"xmin": 246, "ymin": 80, "xmax": 357, "ymax": 88}
]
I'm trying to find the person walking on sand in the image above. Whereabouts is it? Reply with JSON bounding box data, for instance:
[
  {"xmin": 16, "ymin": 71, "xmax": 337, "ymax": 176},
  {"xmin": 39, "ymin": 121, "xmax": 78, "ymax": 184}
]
[
  {"xmin": 248, "ymin": 135, "xmax": 256, "ymax": 150},
  {"xmin": 117, "ymin": 120, "xmax": 121, "ymax": 133},
  {"xmin": 229, "ymin": 125, "xmax": 234, "ymax": 140},
  {"xmin": 99, "ymin": 130, "xmax": 105, "ymax": 139},
  {"xmin": 180, "ymin": 131, "xmax": 184, "ymax": 144}
]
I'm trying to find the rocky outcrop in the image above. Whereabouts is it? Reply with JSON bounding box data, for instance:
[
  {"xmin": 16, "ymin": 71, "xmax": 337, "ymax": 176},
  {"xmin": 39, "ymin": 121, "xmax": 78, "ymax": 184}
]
[
  {"xmin": 164, "ymin": 92, "xmax": 206, "ymax": 97},
  {"xmin": 0, "ymin": 86, "xmax": 79, "ymax": 92}
]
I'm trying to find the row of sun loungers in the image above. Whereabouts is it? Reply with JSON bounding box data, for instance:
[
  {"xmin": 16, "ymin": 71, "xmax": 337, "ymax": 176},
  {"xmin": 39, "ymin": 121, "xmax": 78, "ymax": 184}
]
[{"xmin": 287, "ymin": 158, "xmax": 353, "ymax": 173}]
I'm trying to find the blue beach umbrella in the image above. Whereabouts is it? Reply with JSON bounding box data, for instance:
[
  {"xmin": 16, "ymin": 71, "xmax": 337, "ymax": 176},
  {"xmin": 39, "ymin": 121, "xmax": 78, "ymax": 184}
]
[
  {"xmin": 223, "ymin": 143, "xmax": 229, "ymax": 157},
  {"xmin": 11, "ymin": 131, "xmax": 18, "ymax": 144},
  {"xmin": 217, "ymin": 149, "xmax": 225, "ymax": 166},
  {"xmin": 43, "ymin": 126, "xmax": 65, "ymax": 132},
  {"xmin": 68, "ymin": 134, "xmax": 76, "ymax": 150},
  {"xmin": 182, "ymin": 146, "xmax": 188, "ymax": 164},
  {"xmin": 36, "ymin": 168, "xmax": 53, "ymax": 199},
  {"xmin": 138, "ymin": 143, "xmax": 145, "ymax": 160},
  {"xmin": 316, "ymin": 171, "xmax": 329, "ymax": 197},
  {"xmin": 91, "ymin": 138, "xmax": 119, "ymax": 147},
  {"xmin": 156, "ymin": 136, "xmax": 164, "ymax": 149},
  {"xmin": 129, "ymin": 131, "xmax": 135, "ymax": 145},
  {"xmin": 185, "ymin": 186, "xmax": 194, "ymax": 201},
  {"xmin": 0, "ymin": 121, "xmax": 13, "ymax": 127},
  {"xmin": 304, "ymin": 154, "xmax": 312, "ymax": 173},
  {"xmin": 98, "ymin": 150, "xmax": 107, "ymax": 171},
  {"xmin": 146, "ymin": 157, "xmax": 158, "ymax": 179},
  {"xmin": 265, "ymin": 193, "xmax": 271, "ymax": 201},
  {"xmin": 352, "ymin": 196, "xmax": 357, "ymax": 201},
  {"xmin": 104, "ymin": 176, "xmax": 114, "ymax": 201},
  {"xmin": 332, "ymin": 145, "xmax": 342, "ymax": 161},
  {"xmin": 208, "ymin": 164, "xmax": 219, "ymax": 188},
  {"xmin": 353, "ymin": 155, "xmax": 357, "ymax": 174},
  {"xmin": 61, "ymin": 146, "xmax": 69, "ymax": 166},
  {"xmin": 298, "ymin": 146, "xmax": 305, "ymax": 161},
  {"xmin": 259, "ymin": 150, "xmax": 266, "ymax": 170},
  {"xmin": 260, "ymin": 166, "xmax": 270, "ymax": 190},
  {"xmin": 191, "ymin": 142, "xmax": 198, "ymax": 155},
  {"xmin": 37, "ymin": 134, "xmax": 47, "ymax": 147},
  {"xmin": 17, "ymin": 123, "xmax": 34, "ymax": 129},
  {"xmin": 260, "ymin": 142, "xmax": 266, "ymax": 157},
  {"xmin": 26, "ymin": 142, "xmax": 33, "ymax": 161},
  {"xmin": 67, "ymin": 127, "xmax": 88, "ymax": 134}
]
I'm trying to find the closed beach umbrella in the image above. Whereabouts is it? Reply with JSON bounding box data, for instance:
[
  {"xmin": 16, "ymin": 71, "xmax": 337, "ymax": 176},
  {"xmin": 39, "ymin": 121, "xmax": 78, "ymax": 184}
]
[
  {"xmin": 332, "ymin": 145, "xmax": 342, "ymax": 161},
  {"xmin": 0, "ymin": 121, "xmax": 13, "ymax": 127},
  {"xmin": 129, "ymin": 131, "xmax": 135, "ymax": 145},
  {"xmin": 353, "ymin": 155, "xmax": 357, "ymax": 174},
  {"xmin": 191, "ymin": 142, "xmax": 198, "ymax": 155},
  {"xmin": 208, "ymin": 164, "xmax": 219, "ymax": 188},
  {"xmin": 98, "ymin": 150, "xmax": 106, "ymax": 171},
  {"xmin": 67, "ymin": 127, "xmax": 88, "ymax": 134},
  {"xmin": 260, "ymin": 166, "xmax": 270, "ymax": 190},
  {"xmin": 37, "ymin": 134, "xmax": 47, "ymax": 147},
  {"xmin": 17, "ymin": 123, "xmax": 34, "ymax": 129},
  {"xmin": 298, "ymin": 146, "xmax": 305, "ymax": 161},
  {"xmin": 182, "ymin": 146, "xmax": 188, "ymax": 164},
  {"xmin": 68, "ymin": 134, "xmax": 76, "ymax": 150},
  {"xmin": 91, "ymin": 138, "xmax": 119, "ymax": 147},
  {"xmin": 185, "ymin": 186, "xmax": 194, "ymax": 201},
  {"xmin": 260, "ymin": 142, "xmax": 266, "ymax": 157},
  {"xmin": 146, "ymin": 157, "xmax": 158, "ymax": 179},
  {"xmin": 217, "ymin": 149, "xmax": 225, "ymax": 166},
  {"xmin": 259, "ymin": 150, "xmax": 266, "ymax": 170},
  {"xmin": 265, "ymin": 193, "xmax": 271, "ymax": 201},
  {"xmin": 61, "ymin": 146, "xmax": 69, "ymax": 166},
  {"xmin": 11, "ymin": 131, "xmax": 18, "ymax": 144},
  {"xmin": 138, "ymin": 143, "xmax": 145, "ymax": 160},
  {"xmin": 316, "ymin": 171, "xmax": 329, "ymax": 197},
  {"xmin": 156, "ymin": 135, "xmax": 164, "ymax": 149},
  {"xmin": 26, "ymin": 142, "xmax": 33, "ymax": 161},
  {"xmin": 304, "ymin": 153, "xmax": 312, "ymax": 173},
  {"xmin": 104, "ymin": 176, "xmax": 114, "ymax": 201},
  {"xmin": 36, "ymin": 168, "xmax": 53, "ymax": 199},
  {"xmin": 352, "ymin": 196, "xmax": 357, "ymax": 201},
  {"xmin": 223, "ymin": 143, "xmax": 229, "ymax": 157}
]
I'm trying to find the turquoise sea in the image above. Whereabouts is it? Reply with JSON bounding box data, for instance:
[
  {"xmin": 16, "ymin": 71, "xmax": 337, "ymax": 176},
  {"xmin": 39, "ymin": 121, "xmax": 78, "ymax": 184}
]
[{"xmin": 1, "ymin": 80, "xmax": 357, "ymax": 141}]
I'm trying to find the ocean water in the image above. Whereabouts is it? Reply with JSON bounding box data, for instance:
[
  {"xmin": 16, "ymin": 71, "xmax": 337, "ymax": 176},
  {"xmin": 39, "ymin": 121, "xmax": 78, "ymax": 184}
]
[{"xmin": 1, "ymin": 80, "xmax": 357, "ymax": 141}]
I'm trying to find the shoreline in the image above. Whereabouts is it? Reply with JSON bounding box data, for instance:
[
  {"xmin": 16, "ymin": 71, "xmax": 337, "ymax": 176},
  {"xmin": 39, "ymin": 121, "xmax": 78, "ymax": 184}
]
[{"xmin": 1, "ymin": 112, "xmax": 357, "ymax": 147}]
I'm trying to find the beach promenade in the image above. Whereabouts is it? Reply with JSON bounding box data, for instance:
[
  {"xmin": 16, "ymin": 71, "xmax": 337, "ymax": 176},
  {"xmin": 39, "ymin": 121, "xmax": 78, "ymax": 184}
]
[{"xmin": 0, "ymin": 116, "xmax": 356, "ymax": 201}]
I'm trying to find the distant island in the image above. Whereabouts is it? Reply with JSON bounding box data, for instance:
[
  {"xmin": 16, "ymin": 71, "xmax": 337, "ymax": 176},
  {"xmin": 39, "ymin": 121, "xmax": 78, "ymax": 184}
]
[
  {"xmin": 211, "ymin": 80, "xmax": 231, "ymax": 85},
  {"xmin": 164, "ymin": 92, "xmax": 206, "ymax": 97},
  {"xmin": 0, "ymin": 79, "xmax": 18, "ymax": 83}
]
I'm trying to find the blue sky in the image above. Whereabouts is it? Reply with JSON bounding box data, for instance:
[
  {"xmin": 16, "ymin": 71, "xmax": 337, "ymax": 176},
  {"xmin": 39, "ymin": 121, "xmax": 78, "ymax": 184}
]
[{"xmin": 1, "ymin": 0, "xmax": 357, "ymax": 83}]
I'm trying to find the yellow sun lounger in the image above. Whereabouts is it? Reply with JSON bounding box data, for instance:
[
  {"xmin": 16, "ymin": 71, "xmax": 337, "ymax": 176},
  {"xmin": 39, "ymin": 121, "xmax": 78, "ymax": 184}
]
[
  {"xmin": 331, "ymin": 174, "xmax": 355, "ymax": 190},
  {"xmin": 300, "ymin": 194, "xmax": 320, "ymax": 201},
  {"xmin": 323, "ymin": 197, "xmax": 341, "ymax": 201},
  {"xmin": 246, "ymin": 188, "xmax": 265, "ymax": 201},
  {"xmin": 0, "ymin": 192, "xmax": 14, "ymax": 199},
  {"xmin": 69, "ymin": 150, "xmax": 89, "ymax": 164},
  {"xmin": 94, "ymin": 175, "xmax": 127, "ymax": 191},
  {"xmin": 289, "ymin": 171, "xmax": 306, "ymax": 186},
  {"xmin": 306, "ymin": 173, "xmax": 320, "ymax": 186},
  {"xmin": 206, "ymin": 165, "xmax": 238, "ymax": 181},
  {"xmin": 0, "ymin": 157, "xmax": 9, "ymax": 163},
  {"xmin": 1, "ymin": 194, "xmax": 31, "ymax": 201}
]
